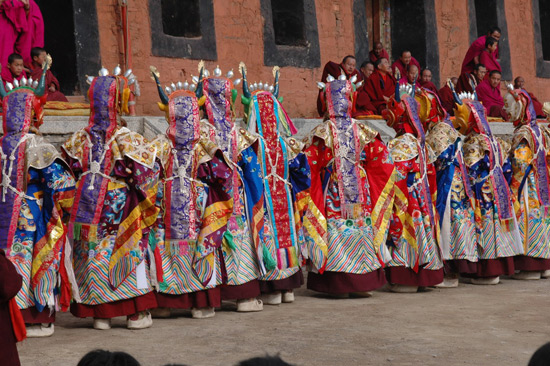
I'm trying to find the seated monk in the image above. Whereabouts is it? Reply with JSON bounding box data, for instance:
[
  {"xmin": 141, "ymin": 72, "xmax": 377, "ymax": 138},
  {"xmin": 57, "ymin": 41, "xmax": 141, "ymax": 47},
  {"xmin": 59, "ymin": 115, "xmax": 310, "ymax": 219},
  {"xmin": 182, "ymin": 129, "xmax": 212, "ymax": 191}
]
[
  {"xmin": 419, "ymin": 68, "xmax": 438, "ymax": 94},
  {"xmin": 369, "ymin": 41, "xmax": 389, "ymax": 63},
  {"xmin": 514, "ymin": 76, "xmax": 544, "ymax": 117},
  {"xmin": 457, "ymin": 63, "xmax": 486, "ymax": 93},
  {"xmin": 391, "ymin": 50, "xmax": 421, "ymax": 80},
  {"xmin": 29, "ymin": 47, "xmax": 68, "ymax": 102},
  {"xmin": 438, "ymin": 77, "xmax": 458, "ymax": 116},
  {"xmin": 353, "ymin": 84, "xmax": 376, "ymax": 118},
  {"xmin": 461, "ymin": 26, "xmax": 501, "ymax": 74},
  {"xmin": 399, "ymin": 64, "xmax": 419, "ymax": 88},
  {"xmin": 364, "ymin": 57, "xmax": 396, "ymax": 114},
  {"xmin": 476, "ymin": 70, "xmax": 507, "ymax": 119},
  {"xmin": 317, "ymin": 55, "xmax": 363, "ymax": 116},
  {"xmin": 479, "ymin": 37, "xmax": 501, "ymax": 77},
  {"xmin": 1, "ymin": 53, "xmax": 26, "ymax": 86},
  {"xmin": 359, "ymin": 60, "xmax": 374, "ymax": 80}
]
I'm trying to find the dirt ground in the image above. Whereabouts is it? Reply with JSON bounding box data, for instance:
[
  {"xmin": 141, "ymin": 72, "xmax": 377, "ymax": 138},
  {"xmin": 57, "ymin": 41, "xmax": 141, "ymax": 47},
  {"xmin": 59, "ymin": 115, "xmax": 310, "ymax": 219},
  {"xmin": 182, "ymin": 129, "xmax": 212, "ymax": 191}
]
[{"xmin": 17, "ymin": 273, "xmax": 550, "ymax": 366}]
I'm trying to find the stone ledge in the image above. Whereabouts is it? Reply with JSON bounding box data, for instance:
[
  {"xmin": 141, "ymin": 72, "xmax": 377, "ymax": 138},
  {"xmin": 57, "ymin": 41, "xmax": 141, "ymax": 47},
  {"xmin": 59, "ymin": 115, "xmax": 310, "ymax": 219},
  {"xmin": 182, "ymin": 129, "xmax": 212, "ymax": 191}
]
[{"xmin": 0, "ymin": 115, "xmax": 516, "ymax": 147}]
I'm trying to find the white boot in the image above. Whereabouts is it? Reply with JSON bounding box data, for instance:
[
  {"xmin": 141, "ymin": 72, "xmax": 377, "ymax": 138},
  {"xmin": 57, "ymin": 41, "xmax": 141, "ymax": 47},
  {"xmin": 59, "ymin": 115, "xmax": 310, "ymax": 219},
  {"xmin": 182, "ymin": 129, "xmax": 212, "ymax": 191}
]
[
  {"xmin": 261, "ymin": 291, "xmax": 282, "ymax": 305},
  {"xmin": 513, "ymin": 271, "xmax": 542, "ymax": 280},
  {"xmin": 236, "ymin": 298, "xmax": 263, "ymax": 312},
  {"xmin": 541, "ymin": 270, "xmax": 550, "ymax": 279},
  {"xmin": 93, "ymin": 318, "xmax": 111, "ymax": 330},
  {"xmin": 127, "ymin": 311, "xmax": 153, "ymax": 329},
  {"xmin": 435, "ymin": 277, "xmax": 459, "ymax": 288},
  {"xmin": 471, "ymin": 276, "xmax": 500, "ymax": 285},
  {"xmin": 26, "ymin": 323, "xmax": 54, "ymax": 337},
  {"xmin": 191, "ymin": 307, "xmax": 215, "ymax": 319},
  {"xmin": 388, "ymin": 284, "xmax": 418, "ymax": 293},
  {"xmin": 150, "ymin": 307, "xmax": 171, "ymax": 318},
  {"xmin": 282, "ymin": 290, "xmax": 295, "ymax": 303}
]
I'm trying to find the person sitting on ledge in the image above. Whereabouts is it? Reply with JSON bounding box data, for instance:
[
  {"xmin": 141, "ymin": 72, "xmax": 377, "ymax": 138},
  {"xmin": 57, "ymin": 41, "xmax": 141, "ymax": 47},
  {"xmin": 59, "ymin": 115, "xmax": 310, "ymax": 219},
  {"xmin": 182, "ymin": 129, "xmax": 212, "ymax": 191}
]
[
  {"xmin": 476, "ymin": 70, "xmax": 507, "ymax": 119},
  {"xmin": 364, "ymin": 57, "xmax": 396, "ymax": 114},
  {"xmin": 514, "ymin": 76, "xmax": 545, "ymax": 117},
  {"xmin": 29, "ymin": 47, "xmax": 68, "ymax": 102},
  {"xmin": 419, "ymin": 68, "xmax": 438, "ymax": 94},
  {"xmin": 359, "ymin": 60, "xmax": 374, "ymax": 80},
  {"xmin": 1, "ymin": 53, "xmax": 26, "ymax": 86},
  {"xmin": 391, "ymin": 50, "xmax": 421, "ymax": 80},
  {"xmin": 457, "ymin": 63, "xmax": 487, "ymax": 94},
  {"xmin": 369, "ymin": 41, "xmax": 389, "ymax": 63},
  {"xmin": 438, "ymin": 76, "xmax": 458, "ymax": 116},
  {"xmin": 317, "ymin": 55, "xmax": 363, "ymax": 116}
]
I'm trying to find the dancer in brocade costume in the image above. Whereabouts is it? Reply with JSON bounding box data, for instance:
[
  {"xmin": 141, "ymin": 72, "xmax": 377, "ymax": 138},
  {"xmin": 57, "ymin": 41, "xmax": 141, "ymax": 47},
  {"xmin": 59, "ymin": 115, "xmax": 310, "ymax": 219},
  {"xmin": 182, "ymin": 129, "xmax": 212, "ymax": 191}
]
[
  {"xmin": 504, "ymin": 86, "xmax": 550, "ymax": 280},
  {"xmin": 304, "ymin": 74, "xmax": 395, "ymax": 297},
  {"xmin": 383, "ymin": 83, "xmax": 444, "ymax": 292},
  {"xmin": 199, "ymin": 63, "xmax": 265, "ymax": 312},
  {"xmin": 147, "ymin": 68, "xmax": 233, "ymax": 319},
  {"xmin": 452, "ymin": 91, "xmax": 523, "ymax": 285},
  {"xmin": 0, "ymin": 61, "xmax": 77, "ymax": 337},
  {"xmin": 240, "ymin": 64, "xmax": 327, "ymax": 305},
  {"xmin": 63, "ymin": 67, "xmax": 160, "ymax": 330},
  {"xmin": 420, "ymin": 86, "xmax": 478, "ymax": 288}
]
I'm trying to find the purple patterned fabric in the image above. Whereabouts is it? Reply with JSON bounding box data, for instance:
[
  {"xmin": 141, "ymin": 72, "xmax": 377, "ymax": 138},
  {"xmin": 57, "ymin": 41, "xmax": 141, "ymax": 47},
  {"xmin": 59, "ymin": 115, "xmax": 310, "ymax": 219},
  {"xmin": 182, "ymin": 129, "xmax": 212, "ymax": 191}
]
[
  {"xmin": 326, "ymin": 80, "xmax": 363, "ymax": 208},
  {"xmin": 74, "ymin": 76, "xmax": 118, "ymax": 225},
  {"xmin": 166, "ymin": 93, "xmax": 200, "ymax": 240},
  {"xmin": 204, "ymin": 78, "xmax": 233, "ymax": 158},
  {"xmin": 0, "ymin": 91, "xmax": 33, "ymax": 248}
]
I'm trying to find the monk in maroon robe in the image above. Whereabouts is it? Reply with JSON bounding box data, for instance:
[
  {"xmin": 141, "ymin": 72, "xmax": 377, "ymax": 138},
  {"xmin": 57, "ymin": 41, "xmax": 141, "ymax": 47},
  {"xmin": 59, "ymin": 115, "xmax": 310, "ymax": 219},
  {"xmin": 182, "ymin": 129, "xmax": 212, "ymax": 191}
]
[
  {"xmin": 0, "ymin": 0, "xmax": 27, "ymax": 68},
  {"xmin": 391, "ymin": 50, "xmax": 421, "ymax": 80},
  {"xmin": 369, "ymin": 41, "xmax": 390, "ymax": 63},
  {"xmin": 438, "ymin": 77, "xmax": 458, "ymax": 116},
  {"xmin": 461, "ymin": 26, "xmax": 501, "ymax": 74},
  {"xmin": 514, "ymin": 76, "xmax": 545, "ymax": 117},
  {"xmin": 317, "ymin": 55, "xmax": 363, "ymax": 116},
  {"xmin": 359, "ymin": 60, "xmax": 374, "ymax": 81},
  {"xmin": 365, "ymin": 57, "xmax": 396, "ymax": 114},
  {"xmin": 1, "ymin": 53, "xmax": 26, "ymax": 86},
  {"xmin": 419, "ymin": 68, "xmax": 439, "ymax": 94},
  {"xmin": 457, "ymin": 63, "xmax": 486, "ymax": 94},
  {"xmin": 476, "ymin": 70, "xmax": 507, "ymax": 119},
  {"xmin": 0, "ymin": 249, "xmax": 23, "ymax": 366},
  {"xmin": 30, "ymin": 47, "xmax": 68, "ymax": 102},
  {"xmin": 398, "ymin": 64, "xmax": 419, "ymax": 88},
  {"xmin": 479, "ymin": 37, "xmax": 501, "ymax": 78}
]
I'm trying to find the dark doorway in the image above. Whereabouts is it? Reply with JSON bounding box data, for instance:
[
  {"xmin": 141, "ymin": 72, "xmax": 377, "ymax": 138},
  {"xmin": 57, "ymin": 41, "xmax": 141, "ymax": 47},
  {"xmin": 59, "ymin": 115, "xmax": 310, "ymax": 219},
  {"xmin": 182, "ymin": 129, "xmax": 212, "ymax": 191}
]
[
  {"xmin": 34, "ymin": 0, "xmax": 79, "ymax": 95},
  {"xmin": 160, "ymin": 0, "xmax": 201, "ymax": 38},
  {"xmin": 271, "ymin": 0, "xmax": 306, "ymax": 46},
  {"xmin": 390, "ymin": 0, "xmax": 427, "ymax": 68},
  {"xmin": 538, "ymin": 0, "xmax": 550, "ymax": 61},
  {"xmin": 474, "ymin": 0, "xmax": 498, "ymax": 37}
]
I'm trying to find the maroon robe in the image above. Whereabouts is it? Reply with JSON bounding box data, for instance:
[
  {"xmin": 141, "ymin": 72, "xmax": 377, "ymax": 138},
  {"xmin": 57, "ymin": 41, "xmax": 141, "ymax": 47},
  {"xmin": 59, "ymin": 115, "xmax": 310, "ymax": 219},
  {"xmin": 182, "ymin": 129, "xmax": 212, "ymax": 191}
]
[
  {"xmin": 419, "ymin": 80, "xmax": 439, "ymax": 94},
  {"xmin": 1, "ymin": 66, "xmax": 26, "ymax": 86},
  {"xmin": 476, "ymin": 78, "xmax": 506, "ymax": 119},
  {"xmin": 365, "ymin": 70, "xmax": 396, "ymax": 114},
  {"xmin": 369, "ymin": 48, "xmax": 390, "ymax": 63},
  {"xmin": 0, "ymin": 1, "xmax": 27, "ymax": 68},
  {"xmin": 391, "ymin": 57, "xmax": 421, "ymax": 79},
  {"xmin": 527, "ymin": 91, "xmax": 544, "ymax": 117},
  {"xmin": 353, "ymin": 87, "xmax": 376, "ymax": 118},
  {"xmin": 461, "ymin": 35, "xmax": 500, "ymax": 75},
  {"xmin": 456, "ymin": 72, "xmax": 479, "ymax": 94},
  {"xmin": 30, "ymin": 66, "xmax": 68, "ymax": 102},
  {"xmin": 0, "ymin": 250, "xmax": 22, "ymax": 366},
  {"xmin": 479, "ymin": 50, "xmax": 501, "ymax": 77},
  {"xmin": 15, "ymin": 0, "xmax": 43, "ymax": 67},
  {"xmin": 317, "ymin": 61, "xmax": 363, "ymax": 116},
  {"xmin": 438, "ymin": 84, "xmax": 455, "ymax": 116}
]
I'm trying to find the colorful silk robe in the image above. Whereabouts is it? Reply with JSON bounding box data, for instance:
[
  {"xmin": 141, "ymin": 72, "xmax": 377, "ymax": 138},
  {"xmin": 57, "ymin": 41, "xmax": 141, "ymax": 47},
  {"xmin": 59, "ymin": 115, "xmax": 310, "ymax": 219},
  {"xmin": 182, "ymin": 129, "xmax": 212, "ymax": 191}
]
[
  {"xmin": 247, "ymin": 91, "xmax": 327, "ymax": 280},
  {"xmin": 426, "ymin": 119, "xmax": 478, "ymax": 263},
  {"xmin": 62, "ymin": 76, "xmax": 159, "ymax": 306},
  {"xmin": 1, "ymin": 90, "xmax": 76, "ymax": 313},
  {"xmin": 148, "ymin": 89, "xmax": 233, "ymax": 294},
  {"xmin": 509, "ymin": 92, "xmax": 550, "ymax": 261},
  {"xmin": 304, "ymin": 80, "xmax": 394, "ymax": 274},
  {"xmin": 462, "ymin": 101, "xmax": 523, "ymax": 260},
  {"xmin": 386, "ymin": 96, "xmax": 443, "ymax": 272},
  {"xmin": 202, "ymin": 76, "xmax": 264, "ymax": 286}
]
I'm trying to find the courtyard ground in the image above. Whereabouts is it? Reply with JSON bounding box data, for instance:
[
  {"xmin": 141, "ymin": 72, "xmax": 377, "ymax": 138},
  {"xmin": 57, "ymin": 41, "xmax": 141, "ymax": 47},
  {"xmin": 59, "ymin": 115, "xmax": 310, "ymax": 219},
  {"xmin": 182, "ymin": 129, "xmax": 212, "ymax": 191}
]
[{"xmin": 17, "ymin": 273, "xmax": 550, "ymax": 366}]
